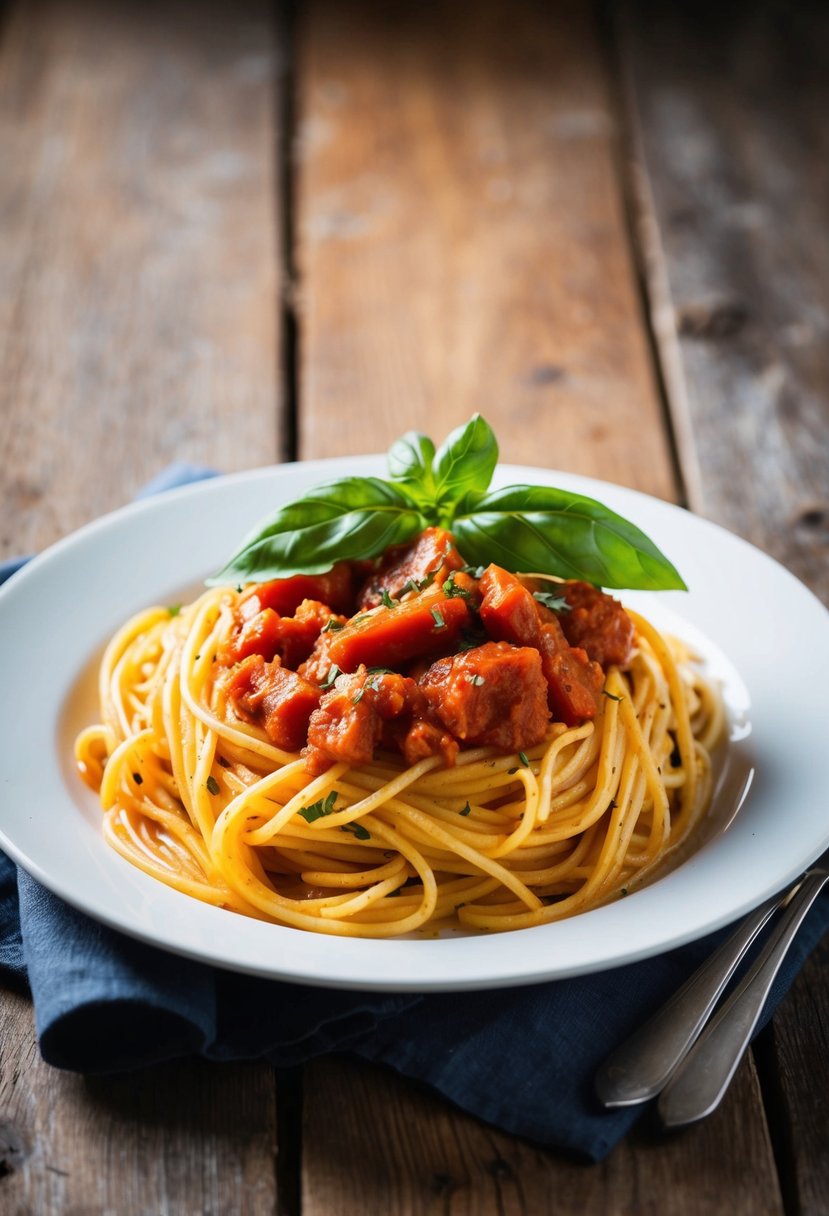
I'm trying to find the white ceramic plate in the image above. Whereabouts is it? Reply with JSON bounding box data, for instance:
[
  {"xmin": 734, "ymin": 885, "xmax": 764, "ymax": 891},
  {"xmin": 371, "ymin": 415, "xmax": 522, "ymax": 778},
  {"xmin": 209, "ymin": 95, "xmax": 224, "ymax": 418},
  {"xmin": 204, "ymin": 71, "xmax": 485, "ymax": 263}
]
[{"xmin": 2, "ymin": 459, "xmax": 828, "ymax": 990}]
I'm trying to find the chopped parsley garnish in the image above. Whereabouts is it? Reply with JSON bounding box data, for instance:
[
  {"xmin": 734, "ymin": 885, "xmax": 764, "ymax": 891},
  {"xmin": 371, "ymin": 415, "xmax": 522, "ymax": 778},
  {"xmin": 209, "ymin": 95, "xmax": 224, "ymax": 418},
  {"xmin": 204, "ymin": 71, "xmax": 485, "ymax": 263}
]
[
  {"xmin": 321, "ymin": 617, "xmax": 344, "ymax": 633},
  {"xmin": 518, "ymin": 751, "xmax": 530, "ymax": 767},
  {"xmin": 340, "ymin": 822, "xmax": 371, "ymax": 841},
  {"xmin": 132, "ymin": 772, "xmax": 143, "ymax": 785},
  {"xmin": 367, "ymin": 666, "xmax": 394, "ymax": 674},
  {"xmin": 167, "ymin": 604, "xmax": 182, "ymax": 618},
  {"xmin": 320, "ymin": 664, "xmax": 342, "ymax": 689},
  {"xmin": 381, "ymin": 589, "xmax": 396, "ymax": 609},
  {"xmin": 299, "ymin": 790, "xmax": 339, "ymax": 824},
  {"xmin": 443, "ymin": 572, "xmax": 470, "ymax": 600},
  {"xmin": 352, "ymin": 687, "xmax": 365, "ymax": 704},
  {"xmin": 206, "ymin": 775, "xmax": 220, "ymax": 795},
  {"xmin": 460, "ymin": 802, "xmax": 472, "ymax": 816},
  {"xmin": 603, "ymin": 689, "xmax": 623, "ymax": 702},
  {"xmin": 431, "ymin": 605, "xmax": 446, "ymax": 628},
  {"xmin": 533, "ymin": 589, "xmax": 571, "ymax": 613},
  {"xmin": 460, "ymin": 564, "xmax": 486, "ymax": 579}
]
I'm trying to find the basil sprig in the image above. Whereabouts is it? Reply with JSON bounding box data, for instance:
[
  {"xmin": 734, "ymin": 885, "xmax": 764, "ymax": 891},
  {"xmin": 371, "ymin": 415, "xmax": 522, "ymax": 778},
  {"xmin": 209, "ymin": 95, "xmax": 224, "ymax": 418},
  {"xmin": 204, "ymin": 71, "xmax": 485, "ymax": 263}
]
[{"xmin": 209, "ymin": 415, "xmax": 686, "ymax": 591}]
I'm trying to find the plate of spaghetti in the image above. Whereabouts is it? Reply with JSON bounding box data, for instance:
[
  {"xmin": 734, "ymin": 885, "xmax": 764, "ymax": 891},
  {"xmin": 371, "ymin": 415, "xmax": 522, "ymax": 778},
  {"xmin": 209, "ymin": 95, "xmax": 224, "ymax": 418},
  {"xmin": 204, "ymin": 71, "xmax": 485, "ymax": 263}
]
[{"xmin": 2, "ymin": 420, "xmax": 828, "ymax": 989}]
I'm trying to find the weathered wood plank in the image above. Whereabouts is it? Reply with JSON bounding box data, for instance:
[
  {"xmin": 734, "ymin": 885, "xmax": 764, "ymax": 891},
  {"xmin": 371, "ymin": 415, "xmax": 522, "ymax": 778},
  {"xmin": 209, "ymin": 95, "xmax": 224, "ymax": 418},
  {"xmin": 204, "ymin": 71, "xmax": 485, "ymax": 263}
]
[
  {"xmin": 295, "ymin": 0, "xmax": 674, "ymax": 499},
  {"xmin": 297, "ymin": 1, "xmax": 781, "ymax": 1210},
  {"xmin": 619, "ymin": 0, "xmax": 829, "ymax": 600},
  {"xmin": 621, "ymin": 2, "xmax": 829, "ymax": 1209},
  {"xmin": 0, "ymin": 989, "xmax": 278, "ymax": 1216},
  {"xmin": 0, "ymin": 0, "xmax": 282, "ymax": 562},
  {"xmin": 302, "ymin": 1055, "xmax": 782, "ymax": 1216},
  {"xmin": 759, "ymin": 943, "xmax": 829, "ymax": 1216},
  {"xmin": 0, "ymin": 1, "xmax": 284, "ymax": 1212}
]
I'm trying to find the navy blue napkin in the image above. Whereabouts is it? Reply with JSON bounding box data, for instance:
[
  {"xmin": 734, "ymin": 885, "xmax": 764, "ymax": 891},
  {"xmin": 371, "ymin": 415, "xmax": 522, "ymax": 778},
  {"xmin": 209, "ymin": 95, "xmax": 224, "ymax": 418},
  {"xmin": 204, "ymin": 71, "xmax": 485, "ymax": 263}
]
[{"xmin": 2, "ymin": 466, "xmax": 827, "ymax": 1163}]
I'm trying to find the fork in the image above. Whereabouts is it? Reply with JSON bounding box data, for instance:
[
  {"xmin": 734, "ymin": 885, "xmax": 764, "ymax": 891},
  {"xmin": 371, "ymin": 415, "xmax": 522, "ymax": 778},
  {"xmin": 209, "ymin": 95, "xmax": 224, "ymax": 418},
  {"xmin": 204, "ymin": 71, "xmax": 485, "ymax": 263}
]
[{"xmin": 595, "ymin": 850, "xmax": 829, "ymax": 1122}]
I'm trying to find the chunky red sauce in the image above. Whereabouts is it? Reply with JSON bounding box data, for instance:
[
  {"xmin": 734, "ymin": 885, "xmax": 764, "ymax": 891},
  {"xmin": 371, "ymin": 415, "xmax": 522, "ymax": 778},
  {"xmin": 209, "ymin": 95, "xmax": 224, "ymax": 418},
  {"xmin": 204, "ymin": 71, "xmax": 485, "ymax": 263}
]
[{"xmin": 219, "ymin": 528, "xmax": 634, "ymax": 773}]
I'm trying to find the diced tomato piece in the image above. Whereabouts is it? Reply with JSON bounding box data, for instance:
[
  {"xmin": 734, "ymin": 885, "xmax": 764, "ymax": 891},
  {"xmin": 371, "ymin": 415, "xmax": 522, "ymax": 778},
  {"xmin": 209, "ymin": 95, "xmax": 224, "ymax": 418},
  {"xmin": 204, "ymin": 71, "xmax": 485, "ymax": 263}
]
[
  {"xmin": 220, "ymin": 608, "xmax": 283, "ymax": 665},
  {"xmin": 400, "ymin": 718, "xmax": 459, "ymax": 768},
  {"xmin": 419, "ymin": 642, "xmax": 550, "ymax": 752},
  {"xmin": 537, "ymin": 616, "xmax": 604, "ymax": 726},
  {"xmin": 479, "ymin": 565, "xmax": 541, "ymax": 648},
  {"xmin": 225, "ymin": 655, "xmax": 321, "ymax": 751},
  {"xmin": 558, "ymin": 580, "xmax": 635, "ymax": 668},
  {"xmin": 323, "ymin": 588, "xmax": 470, "ymax": 673},
  {"xmin": 357, "ymin": 527, "xmax": 465, "ymax": 608},
  {"xmin": 221, "ymin": 600, "xmax": 345, "ymax": 670},
  {"xmin": 304, "ymin": 669, "xmax": 420, "ymax": 774},
  {"xmin": 239, "ymin": 563, "xmax": 355, "ymax": 620}
]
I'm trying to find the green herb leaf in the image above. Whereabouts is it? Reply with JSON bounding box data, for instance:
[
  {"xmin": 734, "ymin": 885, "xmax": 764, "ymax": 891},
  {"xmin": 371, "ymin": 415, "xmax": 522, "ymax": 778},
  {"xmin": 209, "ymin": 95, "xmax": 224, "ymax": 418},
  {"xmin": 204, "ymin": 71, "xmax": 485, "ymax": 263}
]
[
  {"xmin": 460, "ymin": 802, "xmax": 472, "ymax": 816},
  {"xmin": 381, "ymin": 589, "xmax": 396, "ymax": 609},
  {"xmin": 340, "ymin": 822, "xmax": 371, "ymax": 841},
  {"xmin": 432, "ymin": 414, "xmax": 499, "ymax": 519},
  {"xmin": 386, "ymin": 431, "xmax": 437, "ymax": 502},
  {"xmin": 167, "ymin": 604, "xmax": 182, "ymax": 617},
  {"xmin": 209, "ymin": 417, "xmax": 686, "ymax": 594},
  {"xmin": 431, "ymin": 605, "xmax": 446, "ymax": 628},
  {"xmin": 452, "ymin": 484, "xmax": 686, "ymax": 591},
  {"xmin": 443, "ymin": 572, "xmax": 470, "ymax": 600},
  {"xmin": 206, "ymin": 775, "xmax": 220, "ymax": 795},
  {"xmin": 518, "ymin": 751, "xmax": 530, "ymax": 767},
  {"xmin": 321, "ymin": 617, "xmax": 344, "ymax": 633},
  {"xmin": 299, "ymin": 790, "xmax": 339, "ymax": 824},
  {"xmin": 603, "ymin": 689, "xmax": 623, "ymax": 702},
  {"xmin": 320, "ymin": 664, "xmax": 342, "ymax": 690},
  {"xmin": 533, "ymin": 589, "xmax": 571, "ymax": 614},
  {"xmin": 208, "ymin": 477, "xmax": 424, "ymax": 585}
]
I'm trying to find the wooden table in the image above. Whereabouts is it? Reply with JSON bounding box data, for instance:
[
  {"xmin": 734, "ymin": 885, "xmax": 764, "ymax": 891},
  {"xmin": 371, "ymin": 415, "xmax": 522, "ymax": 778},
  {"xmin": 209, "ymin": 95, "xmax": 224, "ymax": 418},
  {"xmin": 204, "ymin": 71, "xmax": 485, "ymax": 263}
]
[{"xmin": 2, "ymin": 1, "xmax": 828, "ymax": 1211}]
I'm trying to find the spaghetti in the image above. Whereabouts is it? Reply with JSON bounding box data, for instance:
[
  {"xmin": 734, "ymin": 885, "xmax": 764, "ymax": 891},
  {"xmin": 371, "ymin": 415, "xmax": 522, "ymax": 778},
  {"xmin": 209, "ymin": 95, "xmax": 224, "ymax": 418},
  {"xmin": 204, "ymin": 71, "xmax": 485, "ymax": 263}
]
[{"xmin": 75, "ymin": 577, "xmax": 724, "ymax": 937}]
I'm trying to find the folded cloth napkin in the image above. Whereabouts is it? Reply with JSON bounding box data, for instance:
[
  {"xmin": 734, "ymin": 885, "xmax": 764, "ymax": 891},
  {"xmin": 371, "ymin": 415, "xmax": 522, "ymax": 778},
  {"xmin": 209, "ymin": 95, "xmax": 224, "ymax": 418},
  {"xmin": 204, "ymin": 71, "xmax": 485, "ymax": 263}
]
[{"xmin": 1, "ymin": 465, "xmax": 827, "ymax": 1163}]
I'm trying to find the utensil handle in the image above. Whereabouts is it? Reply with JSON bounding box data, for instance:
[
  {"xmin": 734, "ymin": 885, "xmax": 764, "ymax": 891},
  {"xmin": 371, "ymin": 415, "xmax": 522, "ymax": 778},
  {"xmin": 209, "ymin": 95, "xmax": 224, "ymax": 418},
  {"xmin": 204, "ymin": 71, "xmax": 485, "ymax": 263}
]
[
  {"xmin": 595, "ymin": 892, "xmax": 783, "ymax": 1106},
  {"xmin": 658, "ymin": 871, "xmax": 829, "ymax": 1128}
]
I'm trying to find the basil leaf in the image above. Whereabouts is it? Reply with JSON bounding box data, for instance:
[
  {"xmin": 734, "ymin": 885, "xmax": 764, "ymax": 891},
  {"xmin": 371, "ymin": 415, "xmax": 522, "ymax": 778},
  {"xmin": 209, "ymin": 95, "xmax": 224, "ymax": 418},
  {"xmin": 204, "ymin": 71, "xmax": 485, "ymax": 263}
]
[
  {"xmin": 208, "ymin": 478, "xmax": 424, "ymax": 584},
  {"xmin": 432, "ymin": 414, "xmax": 498, "ymax": 513},
  {"xmin": 387, "ymin": 431, "xmax": 437, "ymax": 503},
  {"xmin": 451, "ymin": 485, "xmax": 687, "ymax": 590}
]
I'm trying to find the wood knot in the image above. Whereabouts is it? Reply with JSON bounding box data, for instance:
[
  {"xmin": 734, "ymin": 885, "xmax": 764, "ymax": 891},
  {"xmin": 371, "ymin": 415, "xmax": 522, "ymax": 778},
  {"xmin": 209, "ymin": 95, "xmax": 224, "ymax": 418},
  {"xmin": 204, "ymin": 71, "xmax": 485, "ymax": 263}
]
[
  {"xmin": 793, "ymin": 505, "xmax": 829, "ymax": 531},
  {"xmin": 0, "ymin": 1122, "xmax": 29, "ymax": 1179},
  {"xmin": 677, "ymin": 299, "xmax": 748, "ymax": 340},
  {"xmin": 526, "ymin": 364, "xmax": 566, "ymax": 386},
  {"xmin": 488, "ymin": 1156, "xmax": 515, "ymax": 1180},
  {"xmin": 430, "ymin": 1170, "xmax": 456, "ymax": 1194}
]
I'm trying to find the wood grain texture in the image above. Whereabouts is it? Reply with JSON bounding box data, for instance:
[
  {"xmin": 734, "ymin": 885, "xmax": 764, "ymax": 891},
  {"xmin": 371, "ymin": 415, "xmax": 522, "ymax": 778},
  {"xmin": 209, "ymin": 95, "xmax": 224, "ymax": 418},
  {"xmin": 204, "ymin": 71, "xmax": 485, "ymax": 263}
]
[
  {"xmin": 759, "ymin": 942, "xmax": 829, "ymax": 1216},
  {"xmin": 621, "ymin": 2, "xmax": 829, "ymax": 1208},
  {"xmin": 0, "ymin": 0, "xmax": 282, "ymax": 560},
  {"xmin": 0, "ymin": 1, "xmax": 284, "ymax": 1212},
  {"xmin": 302, "ymin": 1055, "xmax": 782, "ymax": 1216},
  {"xmin": 295, "ymin": 0, "xmax": 674, "ymax": 499},
  {"xmin": 0, "ymin": 989, "xmax": 278, "ymax": 1216},
  {"xmin": 619, "ymin": 0, "xmax": 829, "ymax": 599}
]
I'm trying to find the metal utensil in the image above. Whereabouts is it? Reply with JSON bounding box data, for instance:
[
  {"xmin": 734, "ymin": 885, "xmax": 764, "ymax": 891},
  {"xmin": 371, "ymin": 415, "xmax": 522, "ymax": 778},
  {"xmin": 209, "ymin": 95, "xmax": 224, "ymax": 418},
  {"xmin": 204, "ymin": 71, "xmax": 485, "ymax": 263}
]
[
  {"xmin": 595, "ymin": 889, "xmax": 786, "ymax": 1108},
  {"xmin": 658, "ymin": 857, "xmax": 829, "ymax": 1127}
]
